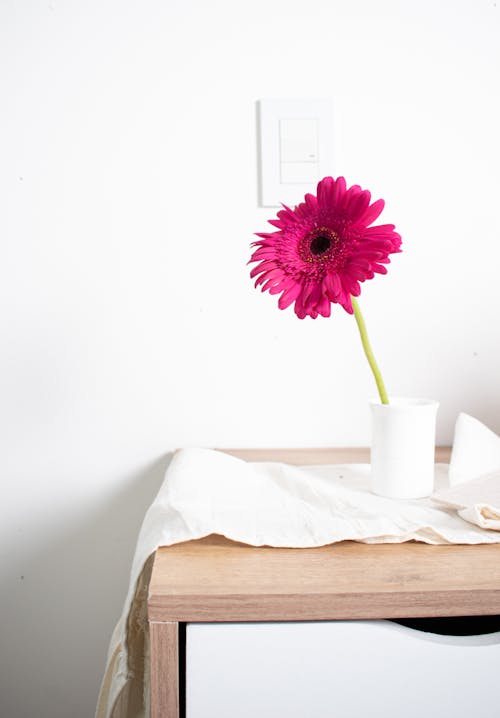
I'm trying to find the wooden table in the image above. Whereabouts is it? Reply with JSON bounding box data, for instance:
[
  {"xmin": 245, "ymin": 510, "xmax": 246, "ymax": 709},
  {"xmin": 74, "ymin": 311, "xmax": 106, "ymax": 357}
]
[{"xmin": 147, "ymin": 448, "xmax": 500, "ymax": 718}]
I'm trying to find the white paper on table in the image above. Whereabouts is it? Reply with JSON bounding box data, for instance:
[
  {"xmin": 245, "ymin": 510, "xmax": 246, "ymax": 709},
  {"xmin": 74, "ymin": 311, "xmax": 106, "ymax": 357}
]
[{"xmin": 448, "ymin": 413, "xmax": 500, "ymax": 486}]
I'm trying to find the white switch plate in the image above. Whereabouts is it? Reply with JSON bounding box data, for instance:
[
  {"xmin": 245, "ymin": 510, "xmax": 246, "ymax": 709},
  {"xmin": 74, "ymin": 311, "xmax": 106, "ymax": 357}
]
[{"xmin": 258, "ymin": 98, "xmax": 334, "ymax": 207}]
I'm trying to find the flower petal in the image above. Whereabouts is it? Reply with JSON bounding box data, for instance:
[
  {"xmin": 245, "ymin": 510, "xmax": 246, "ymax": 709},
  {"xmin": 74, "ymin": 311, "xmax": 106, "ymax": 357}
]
[
  {"xmin": 347, "ymin": 189, "xmax": 371, "ymax": 222},
  {"xmin": 358, "ymin": 198, "xmax": 385, "ymax": 226},
  {"xmin": 340, "ymin": 184, "xmax": 362, "ymax": 211},
  {"xmin": 317, "ymin": 295, "xmax": 331, "ymax": 317},
  {"xmin": 317, "ymin": 177, "xmax": 334, "ymax": 208},
  {"xmin": 323, "ymin": 272, "xmax": 342, "ymax": 300},
  {"xmin": 254, "ymin": 267, "xmax": 283, "ymax": 288},
  {"xmin": 304, "ymin": 193, "xmax": 318, "ymax": 211},
  {"xmin": 341, "ymin": 294, "xmax": 353, "ymax": 314},
  {"xmin": 278, "ymin": 282, "xmax": 302, "ymax": 310},
  {"xmin": 332, "ymin": 176, "xmax": 346, "ymax": 206},
  {"xmin": 268, "ymin": 278, "xmax": 291, "ymax": 294},
  {"xmin": 249, "ymin": 260, "xmax": 277, "ymax": 278}
]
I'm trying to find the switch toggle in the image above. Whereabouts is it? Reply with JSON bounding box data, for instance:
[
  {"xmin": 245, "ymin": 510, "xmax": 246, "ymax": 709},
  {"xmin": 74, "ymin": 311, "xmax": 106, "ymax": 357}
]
[
  {"xmin": 279, "ymin": 118, "xmax": 320, "ymax": 184},
  {"xmin": 279, "ymin": 119, "xmax": 318, "ymax": 163}
]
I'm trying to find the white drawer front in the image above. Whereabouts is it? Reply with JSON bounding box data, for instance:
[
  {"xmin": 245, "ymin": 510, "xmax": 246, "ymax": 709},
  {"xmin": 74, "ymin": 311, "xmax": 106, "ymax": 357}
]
[{"xmin": 186, "ymin": 620, "xmax": 500, "ymax": 718}]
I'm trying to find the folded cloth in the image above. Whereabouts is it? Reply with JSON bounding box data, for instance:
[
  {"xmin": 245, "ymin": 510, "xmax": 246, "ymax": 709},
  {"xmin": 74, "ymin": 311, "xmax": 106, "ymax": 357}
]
[
  {"xmin": 95, "ymin": 447, "xmax": 500, "ymax": 718},
  {"xmin": 432, "ymin": 414, "xmax": 500, "ymax": 531},
  {"xmin": 432, "ymin": 478, "xmax": 500, "ymax": 531},
  {"xmin": 433, "ymin": 471, "xmax": 500, "ymax": 531}
]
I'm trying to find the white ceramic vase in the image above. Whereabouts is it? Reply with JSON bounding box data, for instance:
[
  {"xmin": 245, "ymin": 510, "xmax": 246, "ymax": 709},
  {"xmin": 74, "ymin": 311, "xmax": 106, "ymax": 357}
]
[{"xmin": 370, "ymin": 397, "xmax": 439, "ymax": 499}]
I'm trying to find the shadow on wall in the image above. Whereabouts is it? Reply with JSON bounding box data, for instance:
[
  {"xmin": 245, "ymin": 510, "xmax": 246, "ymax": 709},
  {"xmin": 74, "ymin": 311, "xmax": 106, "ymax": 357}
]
[{"xmin": 0, "ymin": 452, "xmax": 174, "ymax": 718}]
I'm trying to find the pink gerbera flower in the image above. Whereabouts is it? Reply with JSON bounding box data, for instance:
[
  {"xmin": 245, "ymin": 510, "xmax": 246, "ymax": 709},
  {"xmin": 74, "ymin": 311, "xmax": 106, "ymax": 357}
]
[{"xmin": 250, "ymin": 176, "xmax": 401, "ymax": 319}]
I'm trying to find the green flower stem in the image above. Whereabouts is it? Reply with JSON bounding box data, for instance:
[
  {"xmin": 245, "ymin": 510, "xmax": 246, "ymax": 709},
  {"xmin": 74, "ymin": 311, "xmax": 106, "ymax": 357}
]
[{"xmin": 351, "ymin": 296, "xmax": 389, "ymax": 405}]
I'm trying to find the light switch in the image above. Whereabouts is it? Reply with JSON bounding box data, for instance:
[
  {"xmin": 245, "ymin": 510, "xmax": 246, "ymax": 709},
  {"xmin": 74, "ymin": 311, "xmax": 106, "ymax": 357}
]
[
  {"xmin": 279, "ymin": 119, "xmax": 318, "ymax": 163},
  {"xmin": 280, "ymin": 161, "xmax": 320, "ymax": 184},
  {"xmin": 258, "ymin": 99, "xmax": 334, "ymax": 206}
]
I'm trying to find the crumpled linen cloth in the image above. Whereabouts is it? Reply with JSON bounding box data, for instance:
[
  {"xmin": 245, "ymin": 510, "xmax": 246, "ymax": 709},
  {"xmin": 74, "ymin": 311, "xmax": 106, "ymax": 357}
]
[
  {"xmin": 433, "ymin": 473, "xmax": 500, "ymax": 530},
  {"xmin": 96, "ymin": 432, "xmax": 500, "ymax": 718},
  {"xmin": 434, "ymin": 413, "xmax": 500, "ymax": 530}
]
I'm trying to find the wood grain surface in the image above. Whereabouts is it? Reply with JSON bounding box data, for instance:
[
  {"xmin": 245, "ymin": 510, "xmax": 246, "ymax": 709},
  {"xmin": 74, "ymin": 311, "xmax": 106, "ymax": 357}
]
[
  {"xmin": 218, "ymin": 446, "xmax": 451, "ymax": 465},
  {"xmin": 150, "ymin": 621, "xmax": 179, "ymax": 718},
  {"xmin": 148, "ymin": 535, "xmax": 500, "ymax": 622}
]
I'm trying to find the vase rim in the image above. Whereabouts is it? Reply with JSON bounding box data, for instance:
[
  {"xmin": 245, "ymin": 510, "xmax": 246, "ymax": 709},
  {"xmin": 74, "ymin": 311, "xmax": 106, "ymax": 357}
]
[{"xmin": 369, "ymin": 396, "xmax": 439, "ymax": 409}]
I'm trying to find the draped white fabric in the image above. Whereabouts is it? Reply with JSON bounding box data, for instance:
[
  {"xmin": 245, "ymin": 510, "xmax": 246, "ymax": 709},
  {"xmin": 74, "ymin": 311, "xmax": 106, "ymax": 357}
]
[{"xmin": 96, "ymin": 414, "xmax": 500, "ymax": 718}]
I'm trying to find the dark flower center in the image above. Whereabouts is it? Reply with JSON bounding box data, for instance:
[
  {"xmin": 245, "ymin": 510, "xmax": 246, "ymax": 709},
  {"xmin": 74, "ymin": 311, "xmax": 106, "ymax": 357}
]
[
  {"xmin": 310, "ymin": 234, "xmax": 331, "ymax": 256},
  {"xmin": 299, "ymin": 226, "xmax": 340, "ymax": 266}
]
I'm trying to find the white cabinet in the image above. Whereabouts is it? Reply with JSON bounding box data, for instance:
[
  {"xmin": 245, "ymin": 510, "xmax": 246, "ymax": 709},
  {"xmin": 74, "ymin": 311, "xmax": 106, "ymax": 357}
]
[{"xmin": 186, "ymin": 620, "xmax": 500, "ymax": 718}]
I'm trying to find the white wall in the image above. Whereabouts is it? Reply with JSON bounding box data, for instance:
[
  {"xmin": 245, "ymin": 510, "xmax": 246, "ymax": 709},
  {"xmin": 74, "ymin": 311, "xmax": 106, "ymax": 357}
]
[{"xmin": 1, "ymin": 1, "xmax": 499, "ymax": 716}]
